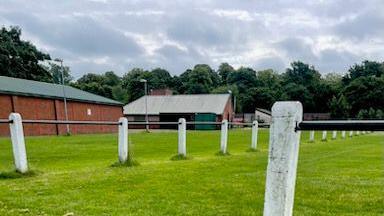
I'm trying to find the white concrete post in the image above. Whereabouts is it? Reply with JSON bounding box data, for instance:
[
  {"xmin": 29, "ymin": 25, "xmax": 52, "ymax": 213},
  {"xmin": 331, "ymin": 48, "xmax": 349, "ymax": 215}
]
[
  {"xmin": 332, "ymin": 130, "xmax": 337, "ymax": 139},
  {"xmin": 118, "ymin": 117, "xmax": 128, "ymax": 163},
  {"xmin": 251, "ymin": 121, "xmax": 258, "ymax": 149},
  {"xmin": 349, "ymin": 131, "xmax": 353, "ymax": 137},
  {"xmin": 220, "ymin": 120, "xmax": 228, "ymax": 154},
  {"xmin": 263, "ymin": 101, "xmax": 303, "ymax": 216},
  {"xmin": 341, "ymin": 131, "xmax": 346, "ymax": 139},
  {"xmin": 9, "ymin": 113, "xmax": 28, "ymax": 173},
  {"xmin": 178, "ymin": 118, "xmax": 186, "ymax": 156},
  {"xmin": 321, "ymin": 131, "xmax": 327, "ymax": 141},
  {"xmin": 309, "ymin": 130, "xmax": 315, "ymax": 142}
]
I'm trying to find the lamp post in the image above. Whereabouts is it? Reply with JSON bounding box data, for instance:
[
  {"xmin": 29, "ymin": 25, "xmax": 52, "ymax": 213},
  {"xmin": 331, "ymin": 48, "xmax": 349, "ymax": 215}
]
[
  {"xmin": 140, "ymin": 79, "xmax": 149, "ymax": 132},
  {"xmin": 54, "ymin": 58, "xmax": 70, "ymax": 135}
]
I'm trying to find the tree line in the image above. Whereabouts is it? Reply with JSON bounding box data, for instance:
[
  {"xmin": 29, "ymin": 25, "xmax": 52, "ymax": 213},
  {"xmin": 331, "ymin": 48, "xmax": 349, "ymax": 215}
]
[{"xmin": 1, "ymin": 26, "xmax": 383, "ymax": 118}]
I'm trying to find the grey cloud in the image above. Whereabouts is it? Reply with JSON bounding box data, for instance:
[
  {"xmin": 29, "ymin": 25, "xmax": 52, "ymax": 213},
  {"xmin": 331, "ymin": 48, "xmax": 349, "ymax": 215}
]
[
  {"xmin": 3, "ymin": 12, "xmax": 144, "ymax": 57},
  {"xmin": 334, "ymin": 12, "xmax": 384, "ymax": 40},
  {"xmin": 253, "ymin": 56, "xmax": 286, "ymax": 72},
  {"xmin": 317, "ymin": 49, "xmax": 359, "ymax": 73},
  {"xmin": 0, "ymin": 0, "xmax": 383, "ymax": 76},
  {"xmin": 276, "ymin": 37, "xmax": 316, "ymax": 62}
]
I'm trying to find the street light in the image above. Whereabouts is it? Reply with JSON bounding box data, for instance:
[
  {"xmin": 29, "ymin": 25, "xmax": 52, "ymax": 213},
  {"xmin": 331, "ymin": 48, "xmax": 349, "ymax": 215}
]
[
  {"xmin": 54, "ymin": 58, "xmax": 70, "ymax": 135},
  {"xmin": 140, "ymin": 79, "xmax": 149, "ymax": 132}
]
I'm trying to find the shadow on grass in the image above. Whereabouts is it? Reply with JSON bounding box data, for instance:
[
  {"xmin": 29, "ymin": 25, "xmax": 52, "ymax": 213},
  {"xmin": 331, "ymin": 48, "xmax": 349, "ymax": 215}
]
[
  {"xmin": 111, "ymin": 159, "xmax": 140, "ymax": 168},
  {"xmin": 170, "ymin": 154, "xmax": 191, "ymax": 161},
  {"xmin": 0, "ymin": 170, "xmax": 38, "ymax": 179},
  {"xmin": 215, "ymin": 151, "xmax": 231, "ymax": 156},
  {"xmin": 246, "ymin": 148, "xmax": 260, "ymax": 152}
]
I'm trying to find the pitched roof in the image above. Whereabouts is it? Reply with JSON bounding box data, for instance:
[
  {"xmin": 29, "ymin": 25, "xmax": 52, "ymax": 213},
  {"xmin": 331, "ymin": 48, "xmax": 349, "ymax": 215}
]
[
  {"xmin": 0, "ymin": 76, "xmax": 122, "ymax": 106},
  {"xmin": 255, "ymin": 108, "xmax": 271, "ymax": 115},
  {"xmin": 124, "ymin": 94, "xmax": 231, "ymax": 115}
]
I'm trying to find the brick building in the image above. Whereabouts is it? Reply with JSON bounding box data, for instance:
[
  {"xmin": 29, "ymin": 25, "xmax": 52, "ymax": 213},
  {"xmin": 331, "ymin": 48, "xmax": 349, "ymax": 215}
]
[
  {"xmin": 123, "ymin": 94, "xmax": 233, "ymax": 129},
  {"xmin": 0, "ymin": 76, "xmax": 123, "ymax": 136}
]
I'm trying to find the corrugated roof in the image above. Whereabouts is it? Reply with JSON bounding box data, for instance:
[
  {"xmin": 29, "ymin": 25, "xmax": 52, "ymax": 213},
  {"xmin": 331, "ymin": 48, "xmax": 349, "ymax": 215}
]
[
  {"xmin": 0, "ymin": 76, "xmax": 122, "ymax": 105},
  {"xmin": 124, "ymin": 94, "xmax": 231, "ymax": 115}
]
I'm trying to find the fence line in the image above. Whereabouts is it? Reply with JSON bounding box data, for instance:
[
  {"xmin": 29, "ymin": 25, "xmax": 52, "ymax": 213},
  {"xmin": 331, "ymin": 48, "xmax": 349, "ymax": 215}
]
[{"xmin": 1, "ymin": 114, "xmax": 260, "ymax": 173}]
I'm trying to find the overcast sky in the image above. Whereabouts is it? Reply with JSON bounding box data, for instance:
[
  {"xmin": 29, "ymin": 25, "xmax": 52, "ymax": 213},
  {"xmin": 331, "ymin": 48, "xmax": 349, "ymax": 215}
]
[{"xmin": 1, "ymin": 0, "xmax": 383, "ymax": 78}]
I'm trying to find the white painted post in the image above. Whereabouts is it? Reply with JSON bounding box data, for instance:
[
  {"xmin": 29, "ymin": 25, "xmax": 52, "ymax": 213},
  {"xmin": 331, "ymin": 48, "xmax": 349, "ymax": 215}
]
[
  {"xmin": 178, "ymin": 118, "xmax": 186, "ymax": 156},
  {"xmin": 118, "ymin": 117, "xmax": 128, "ymax": 163},
  {"xmin": 332, "ymin": 130, "xmax": 337, "ymax": 139},
  {"xmin": 362, "ymin": 131, "xmax": 366, "ymax": 135},
  {"xmin": 341, "ymin": 131, "xmax": 346, "ymax": 139},
  {"xmin": 309, "ymin": 130, "xmax": 315, "ymax": 142},
  {"xmin": 356, "ymin": 131, "xmax": 360, "ymax": 136},
  {"xmin": 263, "ymin": 101, "xmax": 303, "ymax": 216},
  {"xmin": 9, "ymin": 113, "xmax": 28, "ymax": 173},
  {"xmin": 349, "ymin": 131, "xmax": 353, "ymax": 137},
  {"xmin": 322, "ymin": 130, "xmax": 327, "ymax": 141},
  {"xmin": 220, "ymin": 120, "xmax": 228, "ymax": 154},
  {"xmin": 251, "ymin": 120, "xmax": 258, "ymax": 149}
]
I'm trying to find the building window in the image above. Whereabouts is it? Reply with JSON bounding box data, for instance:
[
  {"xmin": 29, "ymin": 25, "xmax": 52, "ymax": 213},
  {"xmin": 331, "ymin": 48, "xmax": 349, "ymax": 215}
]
[{"xmin": 87, "ymin": 108, "xmax": 92, "ymax": 116}]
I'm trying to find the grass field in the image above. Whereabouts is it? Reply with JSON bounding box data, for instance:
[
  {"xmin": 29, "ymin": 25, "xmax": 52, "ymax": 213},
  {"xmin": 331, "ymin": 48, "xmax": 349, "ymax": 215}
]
[{"xmin": 0, "ymin": 129, "xmax": 383, "ymax": 215}]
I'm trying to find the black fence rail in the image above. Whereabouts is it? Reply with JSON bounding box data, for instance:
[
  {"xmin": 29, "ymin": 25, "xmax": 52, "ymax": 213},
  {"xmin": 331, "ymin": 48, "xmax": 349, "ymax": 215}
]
[
  {"xmin": 0, "ymin": 119, "xmax": 271, "ymax": 127},
  {"xmin": 296, "ymin": 120, "xmax": 384, "ymax": 131},
  {"xmin": 21, "ymin": 119, "xmax": 121, "ymax": 125}
]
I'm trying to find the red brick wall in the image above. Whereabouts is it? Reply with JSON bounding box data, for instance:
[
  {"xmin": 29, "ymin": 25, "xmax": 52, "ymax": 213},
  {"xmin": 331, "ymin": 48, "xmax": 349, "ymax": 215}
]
[
  {"xmin": 218, "ymin": 98, "xmax": 233, "ymax": 122},
  {"xmin": 0, "ymin": 94, "xmax": 123, "ymax": 136},
  {"xmin": 0, "ymin": 95, "xmax": 13, "ymax": 136}
]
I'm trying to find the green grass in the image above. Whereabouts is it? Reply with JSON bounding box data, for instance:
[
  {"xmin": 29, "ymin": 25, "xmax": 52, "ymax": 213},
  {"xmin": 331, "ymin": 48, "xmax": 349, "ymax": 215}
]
[{"xmin": 0, "ymin": 129, "xmax": 382, "ymax": 215}]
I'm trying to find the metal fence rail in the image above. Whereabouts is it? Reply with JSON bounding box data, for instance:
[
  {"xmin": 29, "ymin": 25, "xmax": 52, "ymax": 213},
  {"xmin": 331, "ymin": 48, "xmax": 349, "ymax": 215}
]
[
  {"xmin": 297, "ymin": 120, "xmax": 384, "ymax": 131},
  {"xmin": 21, "ymin": 119, "xmax": 121, "ymax": 125},
  {"xmin": 0, "ymin": 119, "xmax": 12, "ymax": 123}
]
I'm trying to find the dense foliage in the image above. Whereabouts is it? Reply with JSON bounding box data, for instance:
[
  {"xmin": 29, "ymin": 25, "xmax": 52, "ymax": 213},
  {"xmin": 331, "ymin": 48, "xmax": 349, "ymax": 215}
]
[
  {"xmin": 0, "ymin": 26, "xmax": 51, "ymax": 81},
  {"xmin": 74, "ymin": 61, "xmax": 384, "ymax": 119},
  {"xmin": 1, "ymin": 26, "xmax": 383, "ymax": 118}
]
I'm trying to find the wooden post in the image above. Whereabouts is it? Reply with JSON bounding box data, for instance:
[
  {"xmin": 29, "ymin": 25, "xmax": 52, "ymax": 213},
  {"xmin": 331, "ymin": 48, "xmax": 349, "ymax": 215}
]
[
  {"xmin": 321, "ymin": 131, "xmax": 327, "ymax": 141},
  {"xmin": 332, "ymin": 130, "xmax": 337, "ymax": 139},
  {"xmin": 309, "ymin": 130, "xmax": 315, "ymax": 142},
  {"xmin": 220, "ymin": 120, "xmax": 228, "ymax": 154},
  {"xmin": 178, "ymin": 118, "xmax": 186, "ymax": 156},
  {"xmin": 263, "ymin": 101, "xmax": 303, "ymax": 216},
  {"xmin": 349, "ymin": 131, "xmax": 353, "ymax": 137},
  {"xmin": 251, "ymin": 120, "xmax": 258, "ymax": 149},
  {"xmin": 9, "ymin": 113, "xmax": 28, "ymax": 173},
  {"xmin": 341, "ymin": 131, "xmax": 346, "ymax": 139},
  {"xmin": 118, "ymin": 117, "xmax": 128, "ymax": 163}
]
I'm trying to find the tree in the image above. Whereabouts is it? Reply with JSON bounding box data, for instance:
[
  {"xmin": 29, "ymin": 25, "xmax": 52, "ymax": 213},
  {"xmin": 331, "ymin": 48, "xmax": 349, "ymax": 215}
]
[
  {"xmin": 0, "ymin": 26, "xmax": 51, "ymax": 81},
  {"xmin": 122, "ymin": 68, "xmax": 150, "ymax": 102},
  {"xmin": 179, "ymin": 64, "xmax": 219, "ymax": 94},
  {"xmin": 343, "ymin": 76, "xmax": 384, "ymax": 116},
  {"xmin": 282, "ymin": 61, "xmax": 322, "ymax": 112},
  {"xmin": 344, "ymin": 60, "xmax": 384, "ymax": 82},
  {"xmin": 328, "ymin": 95, "xmax": 351, "ymax": 119},
  {"xmin": 44, "ymin": 62, "xmax": 73, "ymax": 84},
  {"xmin": 73, "ymin": 71, "xmax": 125, "ymax": 102},
  {"xmin": 217, "ymin": 62, "xmax": 235, "ymax": 84},
  {"xmin": 283, "ymin": 61, "xmax": 321, "ymax": 88}
]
